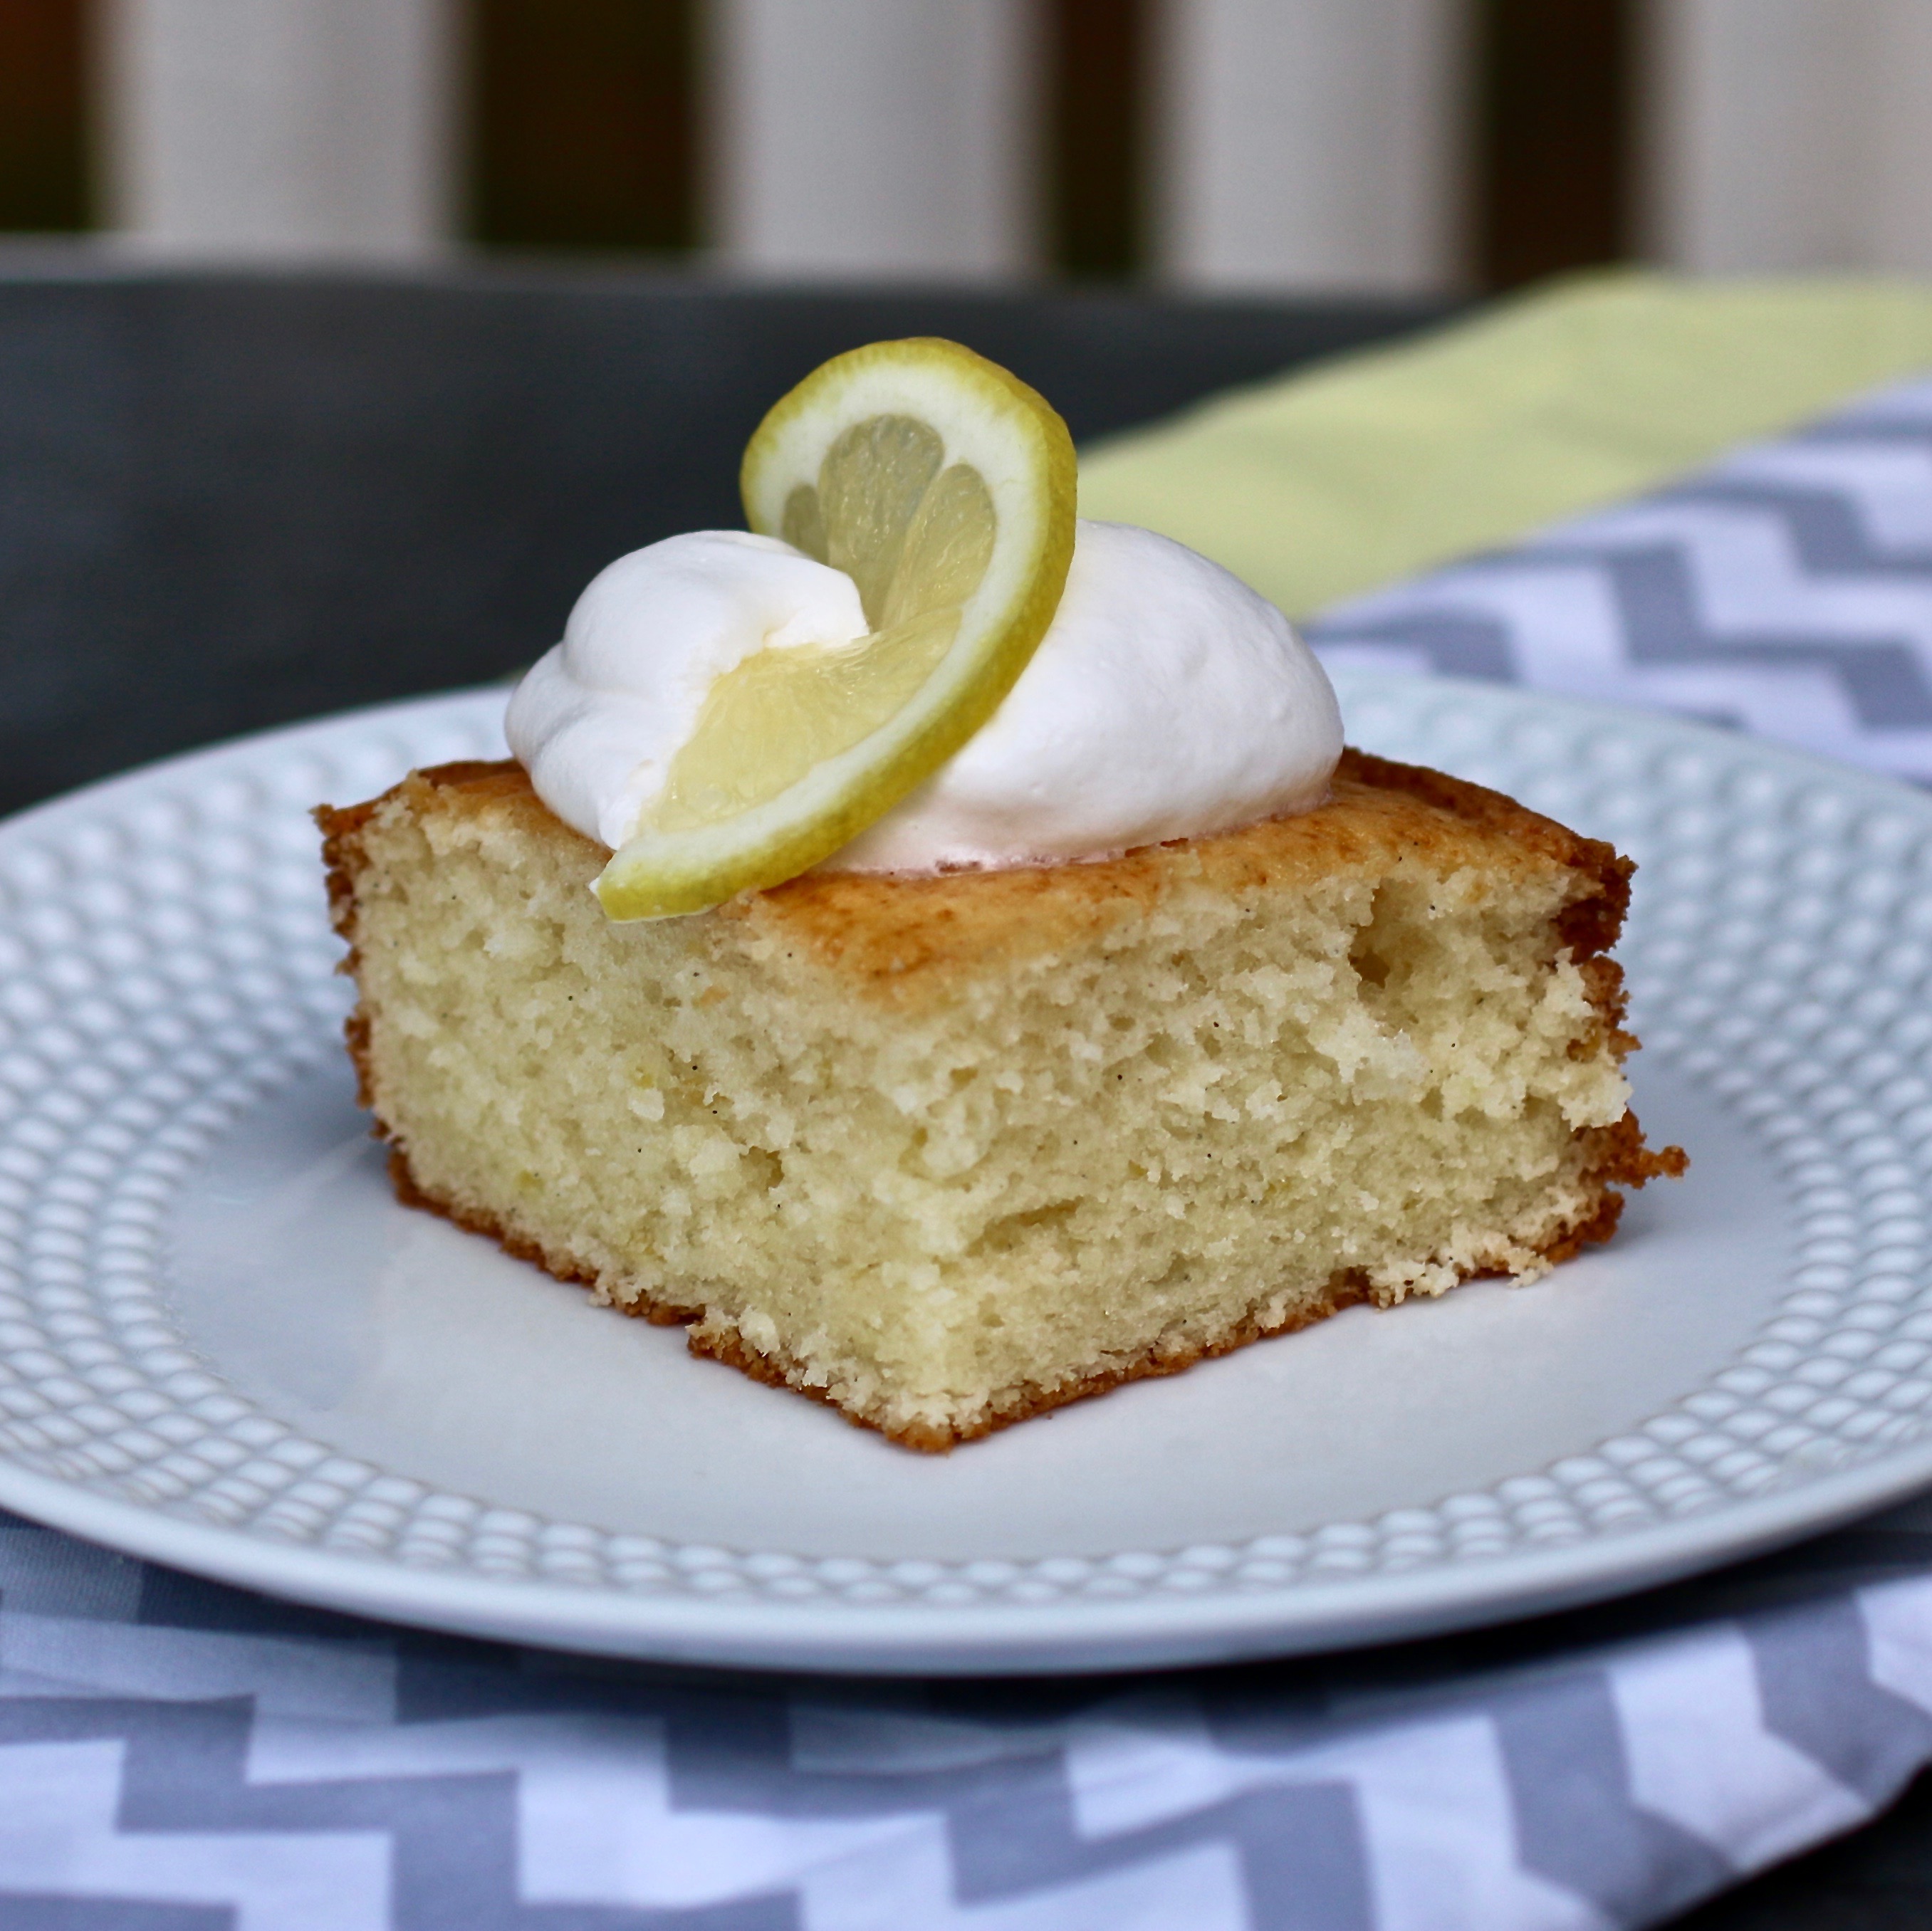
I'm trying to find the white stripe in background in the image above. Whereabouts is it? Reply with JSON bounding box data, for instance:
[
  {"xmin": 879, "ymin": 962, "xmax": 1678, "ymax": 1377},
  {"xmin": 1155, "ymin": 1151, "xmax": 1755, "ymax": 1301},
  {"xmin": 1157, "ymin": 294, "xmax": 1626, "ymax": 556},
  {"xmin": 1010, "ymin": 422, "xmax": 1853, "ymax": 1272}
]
[
  {"xmin": 1828, "ymin": 381, "xmax": 1932, "ymax": 428},
  {"xmin": 790, "ymin": 1697, "xmax": 1072, "ymax": 1772},
  {"xmin": 1310, "ymin": 395, "xmax": 1932, "ymax": 776},
  {"xmin": 803, "ymin": 1829, "xmax": 1249, "ymax": 1931},
  {"xmin": 251, "ymin": 1710, "xmax": 939, "ymax": 1914},
  {"xmin": 1547, "ymin": 504, "xmax": 1932, "ymax": 646},
  {"xmin": 1315, "ymin": 548, "xmax": 1932, "ymax": 778},
  {"xmin": 0, "ymin": 1610, "xmax": 397, "ymax": 1723},
  {"xmin": 1065, "ymin": 1692, "xmax": 1243, "ymax": 1836},
  {"xmin": 1324, "ymin": 1720, "xmax": 1607, "ymax": 1931},
  {"xmin": 1608, "ymin": 1623, "xmax": 1870, "ymax": 1872},
  {"xmin": 1066, "ymin": 1702, "xmax": 1606, "ymax": 1931},
  {"xmin": 1318, "ymin": 560, "xmax": 1605, "ymax": 650},
  {"xmin": 260, "ymin": 1703, "xmax": 1252, "ymax": 1931},
  {"xmin": 788, "ymin": 1697, "xmax": 1256, "ymax": 1928},
  {"xmin": 1315, "ymin": 634, "xmax": 1932, "ymax": 774},
  {"xmin": 1859, "ymin": 1576, "xmax": 1932, "ymax": 1714},
  {"xmin": 1711, "ymin": 446, "xmax": 1932, "ymax": 553},
  {"xmin": 0, "ymin": 1737, "xmax": 390, "ymax": 1931},
  {"xmin": 1485, "ymin": 562, "xmax": 1693, "ymax": 693}
]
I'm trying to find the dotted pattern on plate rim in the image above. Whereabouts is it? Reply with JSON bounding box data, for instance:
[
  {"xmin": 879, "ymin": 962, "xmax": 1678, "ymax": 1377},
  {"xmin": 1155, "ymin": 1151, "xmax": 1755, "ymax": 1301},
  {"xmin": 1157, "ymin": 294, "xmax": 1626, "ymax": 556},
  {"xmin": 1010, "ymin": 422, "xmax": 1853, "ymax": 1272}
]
[{"xmin": 0, "ymin": 680, "xmax": 1929, "ymax": 1611}]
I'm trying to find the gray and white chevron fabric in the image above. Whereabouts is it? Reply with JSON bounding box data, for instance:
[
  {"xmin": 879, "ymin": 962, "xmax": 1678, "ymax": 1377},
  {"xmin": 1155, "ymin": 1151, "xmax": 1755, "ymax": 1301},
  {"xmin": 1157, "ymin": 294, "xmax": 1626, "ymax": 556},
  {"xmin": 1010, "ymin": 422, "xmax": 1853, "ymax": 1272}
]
[
  {"xmin": 17, "ymin": 372, "xmax": 1932, "ymax": 1931},
  {"xmin": 1307, "ymin": 375, "xmax": 1932, "ymax": 783},
  {"xmin": 5, "ymin": 1500, "xmax": 1932, "ymax": 1930}
]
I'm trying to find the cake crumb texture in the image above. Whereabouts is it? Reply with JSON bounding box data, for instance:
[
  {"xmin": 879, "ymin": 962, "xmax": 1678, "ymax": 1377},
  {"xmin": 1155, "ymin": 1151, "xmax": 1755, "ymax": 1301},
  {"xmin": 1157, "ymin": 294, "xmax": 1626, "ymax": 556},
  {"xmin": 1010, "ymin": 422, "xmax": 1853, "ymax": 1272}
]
[{"xmin": 318, "ymin": 753, "xmax": 1682, "ymax": 1450}]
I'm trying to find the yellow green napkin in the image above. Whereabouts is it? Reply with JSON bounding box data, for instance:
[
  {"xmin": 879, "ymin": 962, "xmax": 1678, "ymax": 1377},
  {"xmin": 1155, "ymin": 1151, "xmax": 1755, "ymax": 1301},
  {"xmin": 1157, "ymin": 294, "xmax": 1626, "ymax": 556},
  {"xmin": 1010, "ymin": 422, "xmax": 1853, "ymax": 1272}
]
[{"xmin": 1076, "ymin": 269, "xmax": 1932, "ymax": 618}]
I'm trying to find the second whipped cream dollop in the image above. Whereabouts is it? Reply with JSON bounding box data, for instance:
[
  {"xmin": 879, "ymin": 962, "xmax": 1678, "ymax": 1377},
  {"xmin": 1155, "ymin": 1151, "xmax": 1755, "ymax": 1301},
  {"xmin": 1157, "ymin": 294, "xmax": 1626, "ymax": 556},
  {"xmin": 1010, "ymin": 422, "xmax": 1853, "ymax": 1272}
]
[
  {"xmin": 507, "ymin": 531, "xmax": 867, "ymax": 852},
  {"xmin": 837, "ymin": 520, "xmax": 1339, "ymax": 871},
  {"xmin": 506, "ymin": 518, "xmax": 1343, "ymax": 874}
]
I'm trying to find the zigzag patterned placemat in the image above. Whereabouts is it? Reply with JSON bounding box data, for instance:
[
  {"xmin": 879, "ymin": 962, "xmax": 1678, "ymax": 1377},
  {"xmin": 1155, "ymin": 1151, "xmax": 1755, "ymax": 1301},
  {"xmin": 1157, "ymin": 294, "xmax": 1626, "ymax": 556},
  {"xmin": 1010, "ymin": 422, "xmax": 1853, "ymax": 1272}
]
[
  {"xmin": 1308, "ymin": 377, "xmax": 1932, "ymax": 787},
  {"xmin": 4, "ymin": 1501, "xmax": 1932, "ymax": 1929}
]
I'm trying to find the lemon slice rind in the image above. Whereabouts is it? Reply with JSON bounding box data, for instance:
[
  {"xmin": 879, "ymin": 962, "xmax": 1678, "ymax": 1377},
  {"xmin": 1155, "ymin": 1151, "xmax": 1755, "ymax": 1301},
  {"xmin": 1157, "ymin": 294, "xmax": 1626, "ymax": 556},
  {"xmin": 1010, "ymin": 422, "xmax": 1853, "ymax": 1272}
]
[{"xmin": 593, "ymin": 339, "xmax": 1075, "ymax": 921}]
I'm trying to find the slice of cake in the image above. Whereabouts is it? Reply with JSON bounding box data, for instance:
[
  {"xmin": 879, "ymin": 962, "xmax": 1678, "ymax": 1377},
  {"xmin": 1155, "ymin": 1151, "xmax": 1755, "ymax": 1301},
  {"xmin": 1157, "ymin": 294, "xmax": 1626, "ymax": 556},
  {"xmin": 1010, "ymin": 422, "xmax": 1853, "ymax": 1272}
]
[{"xmin": 318, "ymin": 747, "xmax": 1681, "ymax": 1450}]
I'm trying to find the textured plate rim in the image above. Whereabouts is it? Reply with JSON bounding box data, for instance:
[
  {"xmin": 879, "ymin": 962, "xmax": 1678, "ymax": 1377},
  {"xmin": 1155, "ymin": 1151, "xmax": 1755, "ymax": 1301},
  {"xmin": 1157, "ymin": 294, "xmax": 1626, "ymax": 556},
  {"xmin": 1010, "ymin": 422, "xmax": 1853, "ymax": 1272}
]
[
  {"xmin": 2, "ymin": 676, "xmax": 1931, "ymax": 1676},
  {"xmin": 3, "ymin": 1434, "xmax": 1931, "ymax": 1675}
]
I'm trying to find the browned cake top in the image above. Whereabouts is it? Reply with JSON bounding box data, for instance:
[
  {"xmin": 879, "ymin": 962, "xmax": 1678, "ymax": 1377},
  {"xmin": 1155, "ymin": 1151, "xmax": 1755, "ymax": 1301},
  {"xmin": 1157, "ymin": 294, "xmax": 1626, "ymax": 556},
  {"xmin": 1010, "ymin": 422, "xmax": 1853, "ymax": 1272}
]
[{"xmin": 320, "ymin": 749, "xmax": 1632, "ymax": 993}]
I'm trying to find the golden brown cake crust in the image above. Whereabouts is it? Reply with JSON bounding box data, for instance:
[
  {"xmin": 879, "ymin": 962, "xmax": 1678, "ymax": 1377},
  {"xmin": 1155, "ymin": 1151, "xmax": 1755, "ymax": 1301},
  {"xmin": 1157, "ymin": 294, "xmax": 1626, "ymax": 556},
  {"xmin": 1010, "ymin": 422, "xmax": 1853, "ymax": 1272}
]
[
  {"xmin": 316, "ymin": 753, "xmax": 1685, "ymax": 1452},
  {"xmin": 375, "ymin": 1119, "xmax": 1676, "ymax": 1452},
  {"xmin": 320, "ymin": 748, "xmax": 1636, "ymax": 1001}
]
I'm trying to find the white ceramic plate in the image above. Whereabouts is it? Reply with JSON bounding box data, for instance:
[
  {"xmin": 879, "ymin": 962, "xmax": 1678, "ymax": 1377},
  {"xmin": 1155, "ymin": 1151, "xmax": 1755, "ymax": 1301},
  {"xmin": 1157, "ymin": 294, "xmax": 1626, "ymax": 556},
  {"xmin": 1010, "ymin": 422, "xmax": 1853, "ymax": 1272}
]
[{"xmin": 2, "ymin": 671, "xmax": 1930, "ymax": 1674}]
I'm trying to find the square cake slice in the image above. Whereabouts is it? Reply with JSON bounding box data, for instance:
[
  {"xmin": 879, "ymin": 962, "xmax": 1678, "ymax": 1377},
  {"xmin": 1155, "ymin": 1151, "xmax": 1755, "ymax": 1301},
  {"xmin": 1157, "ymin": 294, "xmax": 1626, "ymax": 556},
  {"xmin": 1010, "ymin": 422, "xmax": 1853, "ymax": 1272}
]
[{"xmin": 318, "ymin": 750, "xmax": 1681, "ymax": 1450}]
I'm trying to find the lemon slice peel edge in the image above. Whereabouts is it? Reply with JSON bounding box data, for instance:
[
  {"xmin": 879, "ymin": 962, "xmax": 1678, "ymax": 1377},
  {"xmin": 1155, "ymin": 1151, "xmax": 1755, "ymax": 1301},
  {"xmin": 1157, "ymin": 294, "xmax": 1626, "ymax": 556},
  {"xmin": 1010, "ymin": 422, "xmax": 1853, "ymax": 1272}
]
[{"xmin": 592, "ymin": 337, "xmax": 1076, "ymax": 921}]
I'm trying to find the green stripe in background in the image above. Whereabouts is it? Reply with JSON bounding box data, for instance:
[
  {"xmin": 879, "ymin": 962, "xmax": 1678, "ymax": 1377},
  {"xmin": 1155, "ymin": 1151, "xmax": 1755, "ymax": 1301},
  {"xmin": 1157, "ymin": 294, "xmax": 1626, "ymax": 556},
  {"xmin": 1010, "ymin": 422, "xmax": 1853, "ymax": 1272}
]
[{"xmin": 1077, "ymin": 271, "xmax": 1932, "ymax": 619}]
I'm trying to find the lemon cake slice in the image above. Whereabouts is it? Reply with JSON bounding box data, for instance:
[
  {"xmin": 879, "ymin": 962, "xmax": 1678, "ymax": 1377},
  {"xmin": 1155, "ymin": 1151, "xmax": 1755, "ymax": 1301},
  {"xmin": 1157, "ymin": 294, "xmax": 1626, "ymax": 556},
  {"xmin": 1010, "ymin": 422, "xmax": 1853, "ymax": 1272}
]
[{"xmin": 318, "ymin": 748, "xmax": 1681, "ymax": 1450}]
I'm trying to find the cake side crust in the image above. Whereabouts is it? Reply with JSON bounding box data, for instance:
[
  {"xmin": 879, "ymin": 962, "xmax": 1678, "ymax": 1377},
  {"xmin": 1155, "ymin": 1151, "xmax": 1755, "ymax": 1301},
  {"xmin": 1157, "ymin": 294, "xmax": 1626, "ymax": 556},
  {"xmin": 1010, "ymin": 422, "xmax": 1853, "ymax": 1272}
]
[{"xmin": 375, "ymin": 1110, "xmax": 1678, "ymax": 1451}]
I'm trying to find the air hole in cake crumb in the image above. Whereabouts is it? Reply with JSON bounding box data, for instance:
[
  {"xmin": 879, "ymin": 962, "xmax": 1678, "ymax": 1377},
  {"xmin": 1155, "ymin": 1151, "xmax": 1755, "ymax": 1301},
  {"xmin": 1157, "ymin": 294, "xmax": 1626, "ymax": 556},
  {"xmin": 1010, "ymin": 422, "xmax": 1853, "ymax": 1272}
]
[
  {"xmin": 1350, "ymin": 896, "xmax": 1396, "ymax": 990},
  {"xmin": 971, "ymin": 1198, "xmax": 1081, "ymax": 1257}
]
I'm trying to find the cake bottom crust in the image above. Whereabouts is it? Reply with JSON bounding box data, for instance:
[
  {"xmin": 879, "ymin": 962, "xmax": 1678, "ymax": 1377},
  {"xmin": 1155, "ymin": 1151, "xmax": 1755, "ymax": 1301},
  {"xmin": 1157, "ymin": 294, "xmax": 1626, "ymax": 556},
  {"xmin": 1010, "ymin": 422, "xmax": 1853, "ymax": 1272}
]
[{"xmin": 385, "ymin": 1120, "xmax": 1677, "ymax": 1452}]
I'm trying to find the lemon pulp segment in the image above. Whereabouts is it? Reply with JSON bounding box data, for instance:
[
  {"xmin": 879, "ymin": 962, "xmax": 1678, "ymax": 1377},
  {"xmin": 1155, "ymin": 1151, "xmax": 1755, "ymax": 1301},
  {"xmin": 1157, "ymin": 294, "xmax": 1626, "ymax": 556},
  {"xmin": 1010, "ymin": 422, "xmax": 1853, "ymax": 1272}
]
[
  {"xmin": 646, "ymin": 418, "xmax": 996, "ymax": 835},
  {"xmin": 595, "ymin": 340, "xmax": 1075, "ymax": 919}
]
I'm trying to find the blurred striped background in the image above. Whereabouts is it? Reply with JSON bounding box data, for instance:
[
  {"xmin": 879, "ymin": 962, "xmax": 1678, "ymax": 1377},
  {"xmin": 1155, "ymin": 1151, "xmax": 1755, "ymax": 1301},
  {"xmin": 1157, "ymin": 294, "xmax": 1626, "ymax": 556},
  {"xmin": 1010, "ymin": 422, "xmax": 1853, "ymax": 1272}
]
[{"xmin": 2, "ymin": 1, "xmax": 1930, "ymax": 292}]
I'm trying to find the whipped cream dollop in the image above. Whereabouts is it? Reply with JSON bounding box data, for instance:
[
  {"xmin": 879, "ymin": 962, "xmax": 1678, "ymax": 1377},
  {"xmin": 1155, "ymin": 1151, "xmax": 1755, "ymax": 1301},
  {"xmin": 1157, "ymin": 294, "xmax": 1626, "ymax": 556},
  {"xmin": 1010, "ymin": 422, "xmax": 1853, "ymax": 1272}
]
[
  {"xmin": 506, "ymin": 518, "xmax": 1343, "ymax": 873},
  {"xmin": 508, "ymin": 531, "xmax": 868, "ymax": 852}
]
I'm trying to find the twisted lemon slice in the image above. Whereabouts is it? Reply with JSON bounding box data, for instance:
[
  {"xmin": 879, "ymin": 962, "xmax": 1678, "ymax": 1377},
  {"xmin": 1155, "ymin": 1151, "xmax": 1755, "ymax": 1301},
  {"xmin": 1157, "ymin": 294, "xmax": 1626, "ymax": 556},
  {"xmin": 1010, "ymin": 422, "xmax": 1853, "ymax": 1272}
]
[{"xmin": 594, "ymin": 339, "xmax": 1077, "ymax": 919}]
